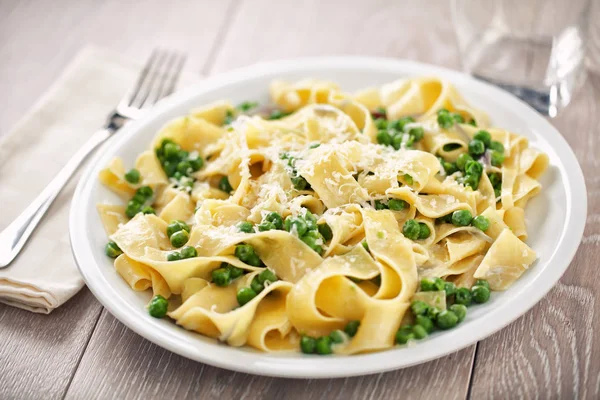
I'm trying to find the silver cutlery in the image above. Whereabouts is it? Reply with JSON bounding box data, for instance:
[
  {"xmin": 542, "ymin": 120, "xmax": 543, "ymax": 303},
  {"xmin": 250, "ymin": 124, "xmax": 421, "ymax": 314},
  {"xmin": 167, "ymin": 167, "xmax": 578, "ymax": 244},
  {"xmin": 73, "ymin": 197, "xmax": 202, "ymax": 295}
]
[{"xmin": 0, "ymin": 49, "xmax": 186, "ymax": 268}]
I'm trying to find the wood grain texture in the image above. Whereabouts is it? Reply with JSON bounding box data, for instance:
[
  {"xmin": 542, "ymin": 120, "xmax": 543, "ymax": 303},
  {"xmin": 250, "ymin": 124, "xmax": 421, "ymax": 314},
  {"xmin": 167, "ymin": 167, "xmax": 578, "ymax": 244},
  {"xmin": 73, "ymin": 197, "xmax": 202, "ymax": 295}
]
[
  {"xmin": 0, "ymin": 0, "xmax": 234, "ymax": 138},
  {"xmin": 65, "ymin": 310, "xmax": 475, "ymax": 400},
  {"xmin": 64, "ymin": 1, "xmax": 478, "ymax": 399},
  {"xmin": 0, "ymin": 1, "xmax": 232, "ymax": 399},
  {"xmin": 0, "ymin": 289, "xmax": 102, "ymax": 399},
  {"xmin": 469, "ymin": 72, "xmax": 600, "ymax": 399}
]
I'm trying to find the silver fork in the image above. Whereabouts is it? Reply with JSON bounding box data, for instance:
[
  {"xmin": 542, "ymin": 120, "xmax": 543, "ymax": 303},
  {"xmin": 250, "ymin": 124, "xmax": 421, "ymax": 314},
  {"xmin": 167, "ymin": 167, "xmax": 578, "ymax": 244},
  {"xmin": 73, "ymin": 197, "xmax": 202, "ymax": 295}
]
[{"xmin": 0, "ymin": 49, "xmax": 186, "ymax": 268}]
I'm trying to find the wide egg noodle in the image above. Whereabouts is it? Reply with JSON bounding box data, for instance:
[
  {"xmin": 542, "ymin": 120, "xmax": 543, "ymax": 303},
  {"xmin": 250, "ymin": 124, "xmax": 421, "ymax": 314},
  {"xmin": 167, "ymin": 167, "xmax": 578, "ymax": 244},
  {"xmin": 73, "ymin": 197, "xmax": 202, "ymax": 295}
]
[{"xmin": 96, "ymin": 77, "xmax": 547, "ymax": 355}]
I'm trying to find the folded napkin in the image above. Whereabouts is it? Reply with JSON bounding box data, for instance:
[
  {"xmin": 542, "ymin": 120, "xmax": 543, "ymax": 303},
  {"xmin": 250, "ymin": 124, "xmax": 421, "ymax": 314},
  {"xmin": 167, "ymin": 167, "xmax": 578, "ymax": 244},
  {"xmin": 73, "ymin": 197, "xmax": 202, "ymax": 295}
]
[{"xmin": 0, "ymin": 45, "xmax": 192, "ymax": 313}]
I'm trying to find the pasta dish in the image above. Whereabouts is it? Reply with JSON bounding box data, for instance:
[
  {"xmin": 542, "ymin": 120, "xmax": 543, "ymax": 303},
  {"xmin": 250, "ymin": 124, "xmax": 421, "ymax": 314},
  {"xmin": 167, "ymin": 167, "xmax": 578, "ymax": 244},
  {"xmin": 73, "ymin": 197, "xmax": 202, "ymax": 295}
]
[{"xmin": 97, "ymin": 78, "xmax": 548, "ymax": 355}]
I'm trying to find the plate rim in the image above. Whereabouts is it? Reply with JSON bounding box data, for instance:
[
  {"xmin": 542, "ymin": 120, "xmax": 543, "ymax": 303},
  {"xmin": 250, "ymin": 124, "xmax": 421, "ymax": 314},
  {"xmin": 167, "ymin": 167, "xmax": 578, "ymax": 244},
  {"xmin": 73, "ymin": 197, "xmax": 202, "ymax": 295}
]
[{"xmin": 69, "ymin": 55, "xmax": 587, "ymax": 378}]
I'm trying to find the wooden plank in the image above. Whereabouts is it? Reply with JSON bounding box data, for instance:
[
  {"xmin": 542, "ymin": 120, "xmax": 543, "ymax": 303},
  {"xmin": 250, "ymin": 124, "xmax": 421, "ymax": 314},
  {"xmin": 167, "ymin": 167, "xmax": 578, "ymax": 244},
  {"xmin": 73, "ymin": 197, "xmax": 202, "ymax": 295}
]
[
  {"xmin": 469, "ymin": 73, "xmax": 600, "ymax": 398},
  {"xmin": 0, "ymin": 290, "xmax": 102, "ymax": 399},
  {"xmin": 66, "ymin": 1, "xmax": 478, "ymax": 399},
  {"xmin": 0, "ymin": 0, "xmax": 234, "ymax": 139},
  {"xmin": 0, "ymin": 1, "xmax": 233, "ymax": 399},
  {"xmin": 65, "ymin": 310, "xmax": 475, "ymax": 400}
]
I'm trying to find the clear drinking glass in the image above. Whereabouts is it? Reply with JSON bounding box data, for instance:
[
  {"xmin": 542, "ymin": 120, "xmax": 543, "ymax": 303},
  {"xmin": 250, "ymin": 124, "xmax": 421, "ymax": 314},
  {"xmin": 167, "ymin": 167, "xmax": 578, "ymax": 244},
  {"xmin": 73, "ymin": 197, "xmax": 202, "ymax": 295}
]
[{"xmin": 451, "ymin": 0, "xmax": 591, "ymax": 117}]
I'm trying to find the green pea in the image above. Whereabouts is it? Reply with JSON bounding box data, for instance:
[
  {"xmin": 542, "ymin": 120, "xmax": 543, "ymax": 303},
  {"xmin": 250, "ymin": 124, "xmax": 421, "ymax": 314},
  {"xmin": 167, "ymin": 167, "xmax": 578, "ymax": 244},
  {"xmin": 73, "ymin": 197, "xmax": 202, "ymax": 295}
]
[
  {"xmin": 170, "ymin": 230, "xmax": 189, "ymax": 248},
  {"xmin": 374, "ymin": 118, "xmax": 388, "ymax": 130},
  {"xmin": 391, "ymin": 132, "xmax": 403, "ymax": 150},
  {"xmin": 468, "ymin": 119, "xmax": 477, "ymax": 127},
  {"xmin": 442, "ymin": 143, "xmax": 462, "ymax": 152},
  {"xmin": 166, "ymin": 220, "xmax": 190, "ymax": 237},
  {"xmin": 226, "ymin": 264, "xmax": 245, "ymax": 280},
  {"xmin": 212, "ymin": 267, "xmax": 231, "ymax": 287},
  {"xmin": 318, "ymin": 223, "xmax": 333, "ymax": 241},
  {"xmin": 456, "ymin": 153, "xmax": 474, "ymax": 171},
  {"xmin": 374, "ymin": 199, "xmax": 388, "ymax": 210},
  {"xmin": 415, "ymin": 315, "xmax": 434, "ymax": 333},
  {"xmin": 251, "ymin": 276, "xmax": 264, "ymax": 293},
  {"xmin": 300, "ymin": 335, "xmax": 316, "ymax": 354},
  {"xmin": 315, "ymin": 336, "xmax": 333, "ymax": 355},
  {"xmin": 258, "ymin": 221, "xmax": 276, "ymax": 232},
  {"xmin": 475, "ymin": 279, "xmax": 490, "ymax": 290},
  {"xmin": 258, "ymin": 268, "xmax": 278, "ymax": 285},
  {"xmin": 455, "ymin": 287, "xmax": 473, "ymax": 306},
  {"xmin": 235, "ymin": 244, "xmax": 262, "ymax": 267},
  {"xmin": 441, "ymin": 160, "xmax": 458, "ymax": 175},
  {"xmin": 453, "ymin": 113, "xmax": 465, "ymax": 123},
  {"xmin": 409, "ymin": 127, "xmax": 424, "ymax": 141},
  {"xmin": 468, "ymin": 139, "xmax": 486, "ymax": 156},
  {"xmin": 284, "ymin": 217, "xmax": 308, "ymax": 236},
  {"xmin": 167, "ymin": 251, "xmax": 182, "ymax": 262},
  {"xmin": 444, "ymin": 281, "xmax": 457, "ymax": 297},
  {"xmin": 237, "ymin": 221, "xmax": 254, "ymax": 233},
  {"xmin": 237, "ymin": 101, "xmax": 259, "ymax": 112},
  {"xmin": 180, "ymin": 246, "xmax": 197, "ymax": 259},
  {"xmin": 388, "ymin": 198, "xmax": 408, "ymax": 211},
  {"xmin": 330, "ymin": 329, "xmax": 346, "ymax": 344},
  {"xmin": 418, "ymin": 223, "xmax": 431, "ymax": 240},
  {"xmin": 223, "ymin": 110, "xmax": 235, "ymax": 125},
  {"xmin": 173, "ymin": 171, "xmax": 184, "ymax": 181},
  {"xmin": 164, "ymin": 142, "xmax": 180, "ymax": 159},
  {"xmin": 389, "ymin": 117, "xmax": 415, "ymax": 132},
  {"xmin": 376, "ymin": 130, "xmax": 392, "ymax": 146},
  {"xmin": 411, "ymin": 300, "xmax": 430, "ymax": 316},
  {"xmin": 412, "ymin": 325, "xmax": 428, "ymax": 339},
  {"xmin": 395, "ymin": 325, "xmax": 414, "ymax": 344},
  {"xmin": 472, "ymin": 285, "xmax": 491, "ymax": 303},
  {"xmin": 125, "ymin": 200, "xmax": 141, "ymax": 218},
  {"xmin": 361, "ymin": 241, "xmax": 369, "ymax": 252},
  {"xmin": 489, "ymin": 140, "xmax": 505, "ymax": 153},
  {"xmin": 141, "ymin": 206, "xmax": 155, "ymax": 215},
  {"xmin": 138, "ymin": 186, "xmax": 153, "ymax": 198},
  {"xmin": 403, "ymin": 174, "xmax": 414, "ymax": 185},
  {"xmin": 188, "ymin": 156, "xmax": 204, "ymax": 171},
  {"xmin": 472, "ymin": 215, "xmax": 490, "ymax": 231},
  {"xmin": 264, "ymin": 212, "xmax": 284, "ymax": 230},
  {"xmin": 426, "ymin": 306, "xmax": 441, "ymax": 320},
  {"xmin": 436, "ymin": 310, "xmax": 459, "ymax": 329},
  {"xmin": 437, "ymin": 113, "xmax": 454, "ymax": 129},
  {"xmin": 237, "ymin": 287, "xmax": 257, "ymax": 306},
  {"xmin": 132, "ymin": 192, "xmax": 146, "ymax": 204},
  {"xmin": 473, "ymin": 130, "xmax": 492, "ymax": 147},
  {"xmin": 291, "ymin": 176, "xmax": 309, "ymax": 191},
  {"xmin": 420, "ymin": 277, "xmax": 445, "ymax": 292},
  {"xmin": 402, "ymin": 219, "xmax": 421, "ymax": 240},
  {"xmin": 148, "ymin": 295, "xmax": 169, "ymax": 318},
  {"xmin": 491, "ymin": 151, "xmax": 505, "ymax": 167},
  {"xmin": 104, "ymin": 241, "xmax": 122, "ymax": 258},
  {"xmin": 268, "ymin": 109, "xmax": 289, "ymax": 120},
  {"xmin": 465, "ymin": 160, "xmax": 483, "ymax": 177},
  {"xmin": 219, "ymin": 176, "xmax": 234, "ymax": 194},
  {"xmin": 437, "ymin": 108, "xmax": 450, "ymax": 115},
  {"xmin": 304, "ymin": 210, "xmax": 318, "ymax": 229},
  {"xmin": 437, "ymin": 213, "xmax": 453, "ymax": 224},
  {"xmin": 124, "ymin": 168, "xmax": 141, "ymax": 184},
  {"xmin": 462, "ymin": 174, "xmax": 480, "ymax": 190},
  {"xmin": 301, "ymin": 230, "xmax": 324, "ymax": 255},
  {"xmin": 176, "ymin": 160, "xmax": 192, "ymax": 175},
  {"xmin": 344, "ymin": 320, "xmax": 360, "ymax": 337},
  {"xmin": 488, "ymin": 173, "xmax": 502, "ymax": 188},
  {"xmin": 449, "ymin": 304, "xmax": 467, "ymax": 322},
  {"xmin": 452, "ymin": 210, "xmax": 473, "ymax": 226}
]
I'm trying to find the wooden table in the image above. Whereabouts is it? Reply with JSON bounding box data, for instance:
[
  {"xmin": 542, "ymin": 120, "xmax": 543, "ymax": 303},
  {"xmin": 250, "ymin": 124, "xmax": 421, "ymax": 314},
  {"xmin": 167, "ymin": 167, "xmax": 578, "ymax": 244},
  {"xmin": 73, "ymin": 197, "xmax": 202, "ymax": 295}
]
[{"xmin": 1, "ymin": 1, "xmax": 598, "ymax": 398}]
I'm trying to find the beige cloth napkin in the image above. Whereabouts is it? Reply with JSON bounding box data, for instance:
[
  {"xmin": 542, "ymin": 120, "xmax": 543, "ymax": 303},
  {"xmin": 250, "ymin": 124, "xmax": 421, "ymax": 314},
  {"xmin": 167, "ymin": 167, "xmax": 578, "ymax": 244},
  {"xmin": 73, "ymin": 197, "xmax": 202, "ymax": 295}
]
[{"xmin": 0, "ymin": 45, "xmax": 192, "ymax": 313}]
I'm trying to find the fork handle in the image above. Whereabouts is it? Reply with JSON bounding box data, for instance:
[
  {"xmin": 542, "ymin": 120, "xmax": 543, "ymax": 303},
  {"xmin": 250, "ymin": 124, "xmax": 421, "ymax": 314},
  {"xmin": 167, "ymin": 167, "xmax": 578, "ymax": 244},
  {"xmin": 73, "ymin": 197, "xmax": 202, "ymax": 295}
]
[{"xmin": 0, "ymin": 128, "xmax": 112, "ymax": 268}]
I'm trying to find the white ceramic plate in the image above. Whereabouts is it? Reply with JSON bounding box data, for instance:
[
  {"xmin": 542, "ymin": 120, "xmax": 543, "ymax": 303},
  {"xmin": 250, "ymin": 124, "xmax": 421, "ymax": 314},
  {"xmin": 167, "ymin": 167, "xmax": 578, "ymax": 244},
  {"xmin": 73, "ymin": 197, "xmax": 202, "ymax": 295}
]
[{"xmin": 70, "ymin": 57, "xmax": 587, "ymax": 378}]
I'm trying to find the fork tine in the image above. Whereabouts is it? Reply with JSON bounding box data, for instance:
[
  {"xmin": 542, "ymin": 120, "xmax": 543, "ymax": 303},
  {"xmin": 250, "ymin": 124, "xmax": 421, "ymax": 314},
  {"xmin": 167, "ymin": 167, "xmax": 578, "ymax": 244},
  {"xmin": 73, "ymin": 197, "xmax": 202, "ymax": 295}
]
[
  {"xmin": 129, "ymin": 50, "xmax": 169, "ymax": 109},
  {"xmin": 163, "ymin": 53, "xmax": 186, "ymax": 96},
  {"xmin": 117, "ymin": 50, "xmax": 160, "ymax": 111},
  {"xmin": 140, "ymin": 51, "xmax": 184, "ymax": 109}
]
